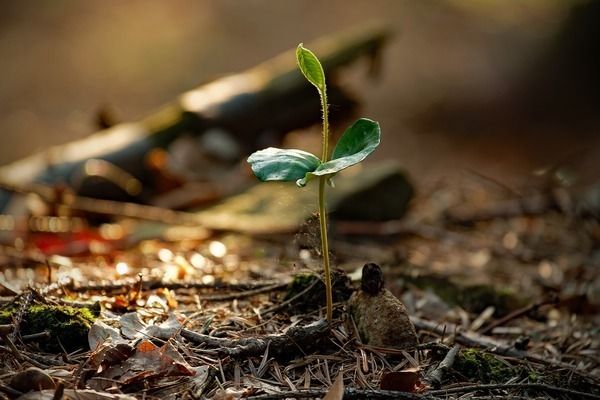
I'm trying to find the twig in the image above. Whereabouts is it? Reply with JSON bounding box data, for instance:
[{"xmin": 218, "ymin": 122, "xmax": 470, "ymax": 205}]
[
  {"xmin": 424, "ymin": 344, "xmax": 460, "ymax": 388},
  {"xmin": 428, "ymin": 383, "xmax": 600, "ymax": 399},
  {"xmin": 21, "ymin": 331, "xmax": 51, "ymax": 342},
  {"xmin": 182, "ymin": 319, "xmax": 331, "ymax": 358},
  {"xmin": 197, "ymin": 283, "xmax": 288, "ymax": 302},
  {"xmin": 479, "ymin": 296, "xmax": 557, "ymax": 335},
  {"xmin": 0, "ymin": 341, "xmax": 47, "ymax": 369},
  {"xmin": 65, "ymin": 278, "xmax": 286, "ymax": 293}
]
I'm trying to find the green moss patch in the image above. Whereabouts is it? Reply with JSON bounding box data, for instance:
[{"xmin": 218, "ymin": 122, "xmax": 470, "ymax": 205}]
[
  {"xmin": 454, "ymin": 349, "xmax": 515, "ymax": 383},
  {"xmin": 0, "ymin": 303, "xmax": 97, "ymax": 353}
]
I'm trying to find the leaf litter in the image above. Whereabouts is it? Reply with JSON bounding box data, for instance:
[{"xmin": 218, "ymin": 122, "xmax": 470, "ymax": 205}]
[{"xmin": 0, "ymin": 173, "xmax": 598, "ymax": 399}]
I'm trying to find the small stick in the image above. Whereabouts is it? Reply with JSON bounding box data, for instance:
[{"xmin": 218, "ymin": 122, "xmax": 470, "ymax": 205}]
[
  {"xmin": 479, "ymin": 296, "xmax": 557, "ymax": 335},
  {"xmin": 65, "ymin": 278, "xmax": 285, "ymax": 293},
  {"xmin": 21, "ymin": 331, "xmax": 51, "ymax": 342},
  {"xmin": 424, "ymin": 344, "xmax": 460, "ymax": 388},
  {"xmin": 197, "ymin": 282, "xmax": 288, "ymax": 302}
]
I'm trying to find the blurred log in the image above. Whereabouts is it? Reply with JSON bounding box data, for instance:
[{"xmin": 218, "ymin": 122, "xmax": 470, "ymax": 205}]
[{"xmin": 0, "ymin": 24, "xmax": 390, "ymax": 211}]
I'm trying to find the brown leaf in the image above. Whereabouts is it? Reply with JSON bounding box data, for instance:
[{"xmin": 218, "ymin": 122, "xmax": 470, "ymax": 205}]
[
  {"xmin": 323, "ymin": 373, "xmax": 344, "ymax": 400},
  {"xmin": 380, "ymin": 368, "xmax": 420, "ymax": 392}
]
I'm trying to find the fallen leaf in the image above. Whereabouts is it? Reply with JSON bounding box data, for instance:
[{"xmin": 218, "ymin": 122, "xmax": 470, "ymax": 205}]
[
  {"xmin": 120, "ymin": 312, "xmax": 147, "ymax": 339},
  {"xmin": 117, "ymin": 340, "xmax": 196, "ymax": 385},
  {"xmin": 323, "ymin": 373, "xmax": 344, "ymax": 400},
  {"xmin": 88, "ymin": 320, "xmax": 124, "ymax": 350},
  {"xmin": 380, "ymin": 368, "xmax": 420, "ymax": 392},
  {"xmin": 144, "ymin": 312, "xmax": 183, "ymax": 340}
]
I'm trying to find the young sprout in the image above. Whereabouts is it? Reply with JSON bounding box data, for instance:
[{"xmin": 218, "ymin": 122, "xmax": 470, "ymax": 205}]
[{"xmin": 247, "ymin": 44, "xmax": 381, "ymax": 323}]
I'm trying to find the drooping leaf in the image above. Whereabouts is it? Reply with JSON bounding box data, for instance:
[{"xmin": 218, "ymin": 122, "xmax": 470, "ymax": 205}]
[
  {"xmin": 297, "ymin": 118, "xmax": 380, "ymax": 185},
  {"xmin": 247, "ymin": 147, "xmax": 320, "ymax": 182},
  {"xmin": 296, "ymin": 43, "xmax": 326, "ymax": 92}
]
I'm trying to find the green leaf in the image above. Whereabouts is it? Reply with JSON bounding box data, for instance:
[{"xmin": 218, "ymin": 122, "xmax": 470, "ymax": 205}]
[
  {"xmin": 296, "ymin": 43, "xmax": 326, "ymax": 91},
  {"xmin": 247, "ymin": 147, "xmax": 320, "ymax": 182},
  {"xmin": 297, "ymin": 118, "xmax": 380, "ymax": 186}
]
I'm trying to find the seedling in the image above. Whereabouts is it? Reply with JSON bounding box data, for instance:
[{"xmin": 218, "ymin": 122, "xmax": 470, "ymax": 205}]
[{"xmin": 247, "ymin": 44, "xmax": 381, "ymax": 323}]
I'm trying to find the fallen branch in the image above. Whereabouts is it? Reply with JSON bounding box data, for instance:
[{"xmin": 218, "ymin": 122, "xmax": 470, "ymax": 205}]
[
  {"xmin": 182, "ymin": 319, "xmax": 331, "ymax": 358},
  {"xmin": 66, "ymin": 278, "xmax": 285, "ymax": 293},
  {"xmin": 479, "ymin": 295, "xmax": 557, "ymax": 335},
  {"xmin": 424, "ymin": 344, "xmax": 460, "ymax": 388},
  {"xmin": 0, "ymin": 24, "xmax": 389, "ymax": 211}
]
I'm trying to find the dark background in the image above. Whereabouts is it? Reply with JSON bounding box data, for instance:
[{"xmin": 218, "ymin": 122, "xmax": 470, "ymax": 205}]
[{"xmin": 1, "ymin": 0, "xmax": 599, "ymax": 190}]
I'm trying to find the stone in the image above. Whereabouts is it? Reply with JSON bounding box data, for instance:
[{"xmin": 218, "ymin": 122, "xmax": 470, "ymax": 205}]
[{"xmin": 348, "ymin": 263, "xmax": 418, "ymax": 350}]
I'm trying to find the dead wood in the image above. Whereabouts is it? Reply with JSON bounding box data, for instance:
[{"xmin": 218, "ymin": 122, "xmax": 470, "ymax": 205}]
[
  {"xmin": 424, "ymin": 344, "xmax": 460, "ymax": 388},
  {"xmin": 479, "ymin": 295, "xmax": 558, "ymax": 335},
  {"xmin": 0, "ymin": 24, "xmax": 389, "ymax": 210},
  {"xmin": 181, "ymin": 319, "xmax": 331, "ymax": 358},
  {"xmin": 65, "ymin": 277, "xmax": 285, "ymax": 294}
]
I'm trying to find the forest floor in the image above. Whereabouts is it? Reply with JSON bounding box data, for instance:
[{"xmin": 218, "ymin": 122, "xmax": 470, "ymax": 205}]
[{"xmin": 0, "ymin": 169, "xmax": 598, "ymax": 400}]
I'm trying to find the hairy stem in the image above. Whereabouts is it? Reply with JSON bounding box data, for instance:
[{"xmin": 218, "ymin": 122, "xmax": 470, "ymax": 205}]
[
  {"xmin": 318, "ymin": 176, "xmax": 332, "ymax": 323},
  {"xmin": 318, "ymin": 88, "xmax": 333, "ymax": 323},
  {"xmin": 320, "ymin": 88, "xmax": 329, "ymax": 162}
]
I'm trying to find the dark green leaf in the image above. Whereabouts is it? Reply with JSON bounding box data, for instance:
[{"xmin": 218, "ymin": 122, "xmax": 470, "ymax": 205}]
[
  {"xmin": 296, "ymin": 44, "xmax": 326, "ymax": 91},
  {"xmin": 247, "ymin": 148, "xmax": 320, "ymax": 182},
  {"xmin": 297, "ymin": 118, "xmax": 380, "ymax": 185}
]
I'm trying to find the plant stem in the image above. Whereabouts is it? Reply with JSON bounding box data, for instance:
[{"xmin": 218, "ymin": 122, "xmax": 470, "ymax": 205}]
[
  {"xmin": 318, "ymin": 88, "xmax": 333, "ymax": 324},
  {"xmin": 318, "ymin": 176, "xmax": 333, "ymax": 323},
  {"xmin": 320, "ymin": 89, "xmax": 329, "ymax": 162}
]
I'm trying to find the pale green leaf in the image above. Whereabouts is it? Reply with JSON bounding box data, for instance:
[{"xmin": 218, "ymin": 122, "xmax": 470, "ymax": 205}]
[{"xmin": 296, "ymin": 43, "xmax": 326, "ymax": 91}]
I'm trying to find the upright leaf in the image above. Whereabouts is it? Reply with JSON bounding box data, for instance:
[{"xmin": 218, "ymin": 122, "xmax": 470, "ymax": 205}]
[
  {"xmin": 296, "ymin": 44, "xmax": 326, "ymax": 92},
  {"xmin": 297, "ymin": 118, "xmax": 380, "ymax": 185}
]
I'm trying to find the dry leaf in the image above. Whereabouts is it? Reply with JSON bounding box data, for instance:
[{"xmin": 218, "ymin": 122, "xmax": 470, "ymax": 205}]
[
  {"xmin": 380, "ymin": 368, "xmax": 420, "ymax": 392},
  {"xmin": 323, "ymin": 373, "xmax": 344, "ymax": 400}
]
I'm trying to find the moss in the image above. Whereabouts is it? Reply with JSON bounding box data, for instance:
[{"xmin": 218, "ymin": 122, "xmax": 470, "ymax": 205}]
[
  {"xmin": 0, "ymin": 303, "xmax": 97, "ymax": 353},
  {"xmin": 0, "ymin": 305, "xmax": 16, "ymax": 324},
  {"xmin": 455, "ymin": 349, "xmax": 514, "ymax": 383},
  {"xmin": 528, "ymin": 371, "xmax": 538, "ymax": 382}
]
